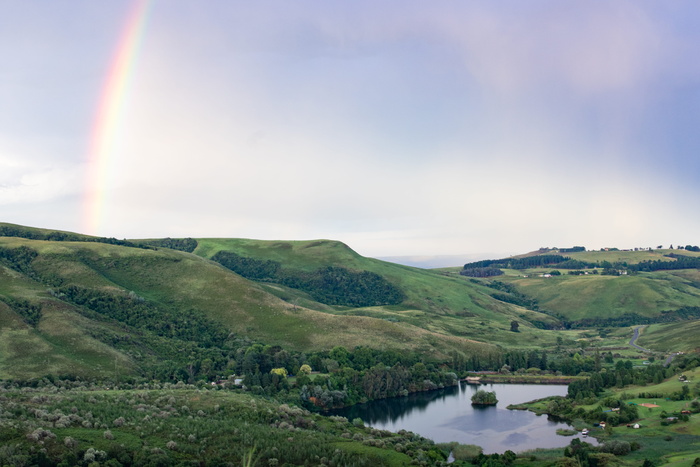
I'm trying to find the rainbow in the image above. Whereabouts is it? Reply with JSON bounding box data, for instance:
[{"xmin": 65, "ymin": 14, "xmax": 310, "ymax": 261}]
[{"xmin": 83, "ymin": 0, "xmax": 152, "ymax": 235}]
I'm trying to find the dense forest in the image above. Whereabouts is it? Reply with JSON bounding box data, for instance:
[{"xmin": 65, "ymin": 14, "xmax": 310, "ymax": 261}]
[
  {"xmin": 212, "ymin": 251, "xmax": 406, "ymax": 307},
  {"xmin": 137, "ymin": 237, "xmax": 198, "ymax": 252},
  {"xmin": 462, "ymin": 254, "xmax": 570, "ymax": 271}
]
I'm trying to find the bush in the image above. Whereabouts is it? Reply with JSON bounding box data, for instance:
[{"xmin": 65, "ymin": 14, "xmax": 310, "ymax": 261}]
[
  {"xmin": 600, "ymin": 440, "xmax": 631, "ymax": 456},
  {"xmin": 451, "ymin": 444, "xmax": 483, "ymax": 461},
  {"xmin": 471, "ymin": 390, "xmax": 498, "ymax": 405}
]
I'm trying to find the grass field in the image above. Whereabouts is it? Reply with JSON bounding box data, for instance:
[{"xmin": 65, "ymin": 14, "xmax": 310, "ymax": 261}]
[
  {"xmin": 193, "ymin": 237, "xmax": 564, "ymax": 347},
  {"xmin": 637, "ymin": 322, "xmax": 700, "ymax": 353},
  {"xmin": 567, "ymin": 248, "xmax": 700, "ymax": 264},
  {"xmin": 601, "ymin": 367, "xmax": 700, "ymax": 464},
  {"xmin": 502, "ymin": 272, "xmax": 700, "ymax": 321},
  {"xmin": 3, "ymin": 224, "xmax": 700, "ymax": 382},
  {"xmin": 1, "ymin": 235, "xmax": 514, "ymax": 379}
]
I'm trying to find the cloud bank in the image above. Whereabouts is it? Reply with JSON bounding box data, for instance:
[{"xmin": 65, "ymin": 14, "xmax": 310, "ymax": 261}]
[{"xmin": 1, "ymin": 1, "xmax": 699, "ymax": 256}]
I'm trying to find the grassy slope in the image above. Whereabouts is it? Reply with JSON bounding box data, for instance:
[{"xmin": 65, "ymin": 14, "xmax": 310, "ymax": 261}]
[
  {"xmin": 3, "ymin": 226, "xmax": 699, "ymax": 379},
  {"xmin": 193, "ymin": 238, "xmax": 561, "ymax": 348},
  {"xmin": 502, "ymin": 272, "xmax": 700, "ymax": 321},
  {"xmin": 0, "ymin": 252, "xmax": 131, "ymax": 380},
  {"xmin": 1, "ymin": 235, "xmax": 516, "ymax": 379},
  {"xmin": 459, "ymin": 248, "xmax": 700, "ymax": 322},
  {"xmin": 567, "ymin": 248, "xmax": 700, "ymax": 264},
  {"xmin": 632, "ymin": 271, "xmax": 700, "ymax": 352},
  {"xmin": 0, "ymin": 221, "xmax": 95, "ymax": 240},
  {"xmin": 636, "ymin": 322, "xmax": 700, "ymax": 353}
]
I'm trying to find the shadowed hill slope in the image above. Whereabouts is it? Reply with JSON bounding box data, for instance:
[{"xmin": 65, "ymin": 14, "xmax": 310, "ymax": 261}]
[{"xmin": 1, "ymin": 225, "xmax": 546, "ymax": 380}]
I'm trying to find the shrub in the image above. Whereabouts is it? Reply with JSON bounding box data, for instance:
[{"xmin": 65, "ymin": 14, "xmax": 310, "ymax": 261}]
[
  {"xmin": 452, "ymin": 444, "xmax": 483, "ymax": 461},
  {"xmin": 471, "ymin": 390, "xmax": 498, "ymax": 405},
  {"xmin": 64, "ymin": 436, "xmax": 78, "ymax": 448},
  {"xmin": 26, "ymin": 428, "xmax": 55, "ymax": 442},
  {"xmin": 600, "ymin": 440, "xmax": 631, "ymax": 456}
]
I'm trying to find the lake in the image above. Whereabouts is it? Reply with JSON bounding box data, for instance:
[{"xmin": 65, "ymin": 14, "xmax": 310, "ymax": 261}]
[{"xmin": 330, "ymin": 382, "xmax": 592, "ymax": 454}]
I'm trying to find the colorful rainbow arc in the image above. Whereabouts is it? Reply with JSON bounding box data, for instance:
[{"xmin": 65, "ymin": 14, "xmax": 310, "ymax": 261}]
[{"xmin": 83, "ymin": 0, "xmax": 151, "ymax": 236}]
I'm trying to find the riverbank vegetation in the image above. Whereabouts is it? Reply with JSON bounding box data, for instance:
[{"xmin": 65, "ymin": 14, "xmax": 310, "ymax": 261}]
[
  {"xmin": 516, "ymin": 353, "xmax": 700, "ymax": 466},
  {"xmin": 0, "ymin": 382, "xmax": 452, "ymax": 466},
  {"xmin": 471, "ymin": 390, "xmax": 498, "ymax": 405}
]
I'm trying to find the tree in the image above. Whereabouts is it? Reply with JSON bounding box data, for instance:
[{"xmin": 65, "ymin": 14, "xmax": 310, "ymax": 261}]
[
  {"xmin": 510, "ymin": 320, "xmax": 519, "ymax": 332},
  {"xmin": 329, "ymin": 346, "xmax": 350, "ymax": 366},
  {"xmin": 298, "ymin": 364, "xmax": 312, "ymax": 375},
  {"xmin": 270, "ymin": 368, "xmax": 288, "ymax": 378},
  {"xmin": 471, "ymin": 390, "xmax": 498, "ymax": 405}
]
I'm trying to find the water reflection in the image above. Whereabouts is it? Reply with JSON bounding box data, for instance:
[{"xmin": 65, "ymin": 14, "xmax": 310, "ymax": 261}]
[
  {"xmin": 330, "ymin": 383, "xmax": 594, "ymax": 454},
  {"xmin": 341, "ymin": 384, "xmax": 460, "ymax": 425}
]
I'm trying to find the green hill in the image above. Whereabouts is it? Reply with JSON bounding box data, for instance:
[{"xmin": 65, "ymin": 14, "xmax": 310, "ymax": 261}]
[
  {"xmin": 1, "ymin": 223, "xmax": 560, "ymax": 380},
  {"xmin": 504, "ymin": 271, "xmax": 700, "ymax": 322},
  {"xmin": 3, "ymin": 226, "xmax": 700, "ymax": 381},
  {"xmin": 636, "ymin": 321, "xmax": 700, "ymax": 353},
  {"xmin": 458, "ymin": 247, "xmax": 700, "ymax": 329}
]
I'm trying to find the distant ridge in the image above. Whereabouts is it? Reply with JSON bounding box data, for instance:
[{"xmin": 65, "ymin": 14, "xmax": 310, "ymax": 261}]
[{"xmin": 376, "ymin": 253, "xmax": 514, "ymax": 269}]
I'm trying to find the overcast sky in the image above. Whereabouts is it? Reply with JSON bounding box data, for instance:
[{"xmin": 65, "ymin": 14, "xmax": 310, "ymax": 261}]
[{"xmin": 1, "ymin": 1, "xmax": 699, "ymax": 258}]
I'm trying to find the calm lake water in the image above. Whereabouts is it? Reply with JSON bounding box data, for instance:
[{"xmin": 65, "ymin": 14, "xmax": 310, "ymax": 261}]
[{"xmin": 331, "ymin": 382, "xmax": 592, "ymax": 454}]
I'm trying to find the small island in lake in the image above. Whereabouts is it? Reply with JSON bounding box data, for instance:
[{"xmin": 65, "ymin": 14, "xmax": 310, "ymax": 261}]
[{"xmin": 471, "ymin": 389, "xmax": 498, "ymax": 406}]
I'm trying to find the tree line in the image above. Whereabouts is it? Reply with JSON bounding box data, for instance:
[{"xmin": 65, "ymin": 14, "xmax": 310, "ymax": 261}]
[
  {"xmin": 463, "ymin": 254, "xmax": 570, "ymax": 270},
  {"xmin": 0, "ymin": 225, "xmax": 150, "ymax": 249},
  {"xmin": 0, "ymin": 245, "xmax": 38, "ymax": 277},
  {"xmin": 563, "ymin": 306, "xmax": 700, "ymax": 329},
  {"xmin": 138, "ymin": 237, "xmax": 198, "ymax": 252},
  {"xmin": 212, "ymin": 251, "xmax": 405, "ymax": 307},
  {"xmin": 55, "ymin": 286, "xmax": 229, "ymax": 348},
  {"xmin": 0, "ymin": 296, "xmax": 41, "ymax": 327},
  {"xmin": 463, "ymin": 252, "xmax": 700, "ymax": 276}
]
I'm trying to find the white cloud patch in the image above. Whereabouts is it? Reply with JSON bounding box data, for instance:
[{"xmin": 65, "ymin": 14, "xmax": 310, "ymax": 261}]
[
  {"xmin": 1, "ymin": 2, "xmax": 698, "ymax": 255},
  {"xmin": 0, "ymin": 155, "xmax": 83, "ymax": 205}
]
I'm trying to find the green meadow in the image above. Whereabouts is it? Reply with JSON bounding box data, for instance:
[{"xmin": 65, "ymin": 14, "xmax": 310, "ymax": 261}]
[
  {"xmin": 3, "ymin": 224, "xmax": 700, "ymax": 381},
  {"xmin": 1, "ymin": 228, "xmax": 525, "ymax": 379},
  {"xmin": 567, "ymin": 248, "xmax": 700, "ymax": 264},
  {"xmin": 3, "ymin": 224, "xmax": 700, "ymax": 466},
  {"xmin": 503, "ymin": 271, "xmax": 700, "ymax": 322}
]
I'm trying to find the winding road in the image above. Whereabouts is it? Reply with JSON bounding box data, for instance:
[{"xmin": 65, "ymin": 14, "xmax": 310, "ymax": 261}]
[
  {"xmin": 629, "ymin": 325, "xmax": 649, "ymax": 352},
  {"xmin": 629, "ymin": 325, "xmax": 677, "ymax": 366}
]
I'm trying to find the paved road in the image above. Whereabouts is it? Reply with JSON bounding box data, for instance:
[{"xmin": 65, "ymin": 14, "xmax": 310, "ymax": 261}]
[
  {"xmin": 629, "ymin": 325, "xmax": 650, "ymax": 352},
  {"xmin": 629, "ymin": 325, "xmax": 677, "ymax": 366},
  {"xmin": 664, "ymin": 352, "xmax": 680, "ymax": 367}
]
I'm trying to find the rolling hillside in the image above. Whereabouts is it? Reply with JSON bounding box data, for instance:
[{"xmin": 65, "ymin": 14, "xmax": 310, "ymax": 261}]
[
  {"xmin": 191, "ymin": 238, "xmax": 560, "ymax": 344},
  {"xmin": 3, "ymin": 224, "xmax": 699, "ymax": 381},
  {"xmin": 456, "ymin": 247, "xmax": 700, "ymax": 331},
  {"xmin": 0, "ymin": 223, "xmax": 554, "ymax": 380},
  {"xmin": 504, "ymin": 271, "xmax": 700, "ymax": 322}
]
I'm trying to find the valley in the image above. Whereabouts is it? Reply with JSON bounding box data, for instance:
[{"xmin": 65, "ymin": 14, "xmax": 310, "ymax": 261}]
[{"xmin": 1, "ymin": 223, "xmax": 699, "ymax": 465}]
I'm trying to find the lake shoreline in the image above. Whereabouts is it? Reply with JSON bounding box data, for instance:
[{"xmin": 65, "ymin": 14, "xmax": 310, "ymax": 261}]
[
  {"xmin": 465, "ymin": 374, "xmax": 580, "ymax": 385},
  {"xmin": 328, "ymin": 382, "xmax": 587, "ymax": 454}
]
